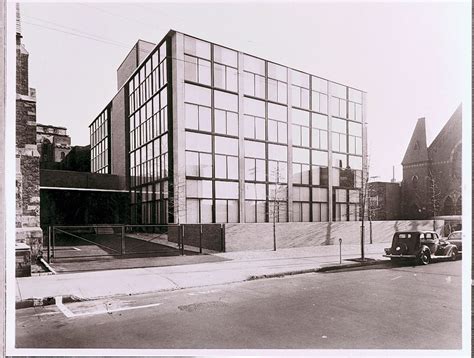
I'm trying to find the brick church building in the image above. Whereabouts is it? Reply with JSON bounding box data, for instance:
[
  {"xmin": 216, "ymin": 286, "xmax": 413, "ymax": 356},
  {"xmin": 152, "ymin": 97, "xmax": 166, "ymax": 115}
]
[{"xmin": 401, "ymin": 105, "xmax": 462, "ymax": 220}]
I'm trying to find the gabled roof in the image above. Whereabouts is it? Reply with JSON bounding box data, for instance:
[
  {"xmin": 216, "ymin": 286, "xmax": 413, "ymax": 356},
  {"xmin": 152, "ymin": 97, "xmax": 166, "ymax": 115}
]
[
  {"xmin": 427, "ymin": 104, "xmax": 462, "ymax": 162},
  {"xmin": 402, "ymin": 117, "xmax": 429, "ymax": 165}
]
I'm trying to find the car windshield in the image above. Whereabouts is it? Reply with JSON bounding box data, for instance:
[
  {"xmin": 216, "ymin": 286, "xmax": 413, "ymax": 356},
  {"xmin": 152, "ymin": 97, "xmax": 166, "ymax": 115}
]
[
  {"xmin": 448, "ymin": 232, "xmax": 462, "ymax": 240},
  {"xmin": 397, "ymin": 233, "xmax": 412, "ymax": 239}
]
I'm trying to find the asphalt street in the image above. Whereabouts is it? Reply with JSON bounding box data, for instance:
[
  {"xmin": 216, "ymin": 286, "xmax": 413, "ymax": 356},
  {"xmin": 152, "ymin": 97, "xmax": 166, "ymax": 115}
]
[{"xmin": 16, "ymin": 260, "xmax": 462, "ymax": 349}]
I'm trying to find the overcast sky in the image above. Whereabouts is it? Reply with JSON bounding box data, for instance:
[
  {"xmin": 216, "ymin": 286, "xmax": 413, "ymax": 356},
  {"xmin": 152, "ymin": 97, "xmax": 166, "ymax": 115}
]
[{"xmin": 20, "ymin": 1, "xmax": 470, "ymax": 181}]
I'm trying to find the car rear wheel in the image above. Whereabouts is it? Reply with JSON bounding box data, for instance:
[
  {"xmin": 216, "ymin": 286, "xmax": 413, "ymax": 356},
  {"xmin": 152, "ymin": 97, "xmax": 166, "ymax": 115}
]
[
  {"xmin": 449, "ymin": 247, "xmax": 458, "ymax": 261},
  {"xmin": 419, "ymin": 249, "xmax": 431, "ymax": 265}
]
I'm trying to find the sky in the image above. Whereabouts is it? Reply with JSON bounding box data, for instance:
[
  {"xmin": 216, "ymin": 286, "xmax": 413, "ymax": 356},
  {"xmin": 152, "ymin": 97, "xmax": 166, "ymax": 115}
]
[{"xmin": 19, "ymin": 1, "xmax": 470, "ymax": 182}]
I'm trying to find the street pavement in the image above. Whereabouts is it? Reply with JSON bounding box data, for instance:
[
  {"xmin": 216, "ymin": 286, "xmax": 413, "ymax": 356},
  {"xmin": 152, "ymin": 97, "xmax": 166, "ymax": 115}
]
[
  {"xmin": 16, "ymin": 243, "xmax": 389, "ymax": 306},
  {"xmin": 16, "ymin": 260, "xmax": 462, "ymax": 350}
]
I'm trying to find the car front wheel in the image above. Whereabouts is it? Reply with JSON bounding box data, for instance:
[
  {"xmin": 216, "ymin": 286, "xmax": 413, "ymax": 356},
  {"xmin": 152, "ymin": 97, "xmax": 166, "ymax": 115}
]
[{"xmin": 419, "ymin": 249, "xmax": 431, "ymax": 265}]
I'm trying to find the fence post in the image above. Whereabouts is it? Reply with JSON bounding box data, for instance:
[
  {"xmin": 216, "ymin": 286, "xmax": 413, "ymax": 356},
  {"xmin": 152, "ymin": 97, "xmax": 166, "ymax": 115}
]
[
  {"xmin": 220, "ymin": 224, "xmax": 225, "ymax": 252},
  {"xmin": 181, "ymin": 225, "xmax": 185, "ymax": 256},
  {"xmin": 339, "ymin": 238, "xmax": 342, "ymax": 264},
  {"xmin": 47, "ymin": 226, "xmax": 51, "ymax": 263},
  {"xmin": 121, "ymin": 225, "xmax": 125, "ymax": 255},
  {"xmin": 52, "ymin": 226, "xmax": 56, "ymax": 258},
  {"xmin": 199, "ymin": 224, "xmax": 203, "ymax": 254},
  {"xmin": 177, "ymin": 225, "xmax": 181, "ymax": 248}
]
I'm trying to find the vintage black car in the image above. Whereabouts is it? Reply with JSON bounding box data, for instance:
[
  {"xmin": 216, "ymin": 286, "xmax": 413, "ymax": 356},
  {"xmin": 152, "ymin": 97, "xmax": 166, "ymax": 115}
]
[
  {"xmin": 446, "ymin": 231, "xmax": 462, "ymax": 253},
  {"xmin": 383, "ymin": 231, "xmax": 458, "ymax": 265}
]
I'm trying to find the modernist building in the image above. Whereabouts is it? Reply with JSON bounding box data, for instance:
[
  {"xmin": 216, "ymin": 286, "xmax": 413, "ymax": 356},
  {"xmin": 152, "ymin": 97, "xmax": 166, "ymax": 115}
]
[
  {"xmin": 401, "ymin": 105, "xmax": 462, "ymax": 219},
  {"xmin": 90, "ymin": 30, "xmax": 367, "ymax": 225},
  {"xmin": 37, "ymin": 123, "xmax": 72, "ymax": 167}
]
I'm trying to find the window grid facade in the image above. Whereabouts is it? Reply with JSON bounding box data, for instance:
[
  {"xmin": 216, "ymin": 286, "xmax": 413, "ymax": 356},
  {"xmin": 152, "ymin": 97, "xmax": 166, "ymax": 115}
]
[
  {"xmin": 329, "ymin": 83, "xmax": 364, "ymax": 222},
  {"xmin": 128, "ymin": 40, "xmax": 169, "ymax": 224},
  {"xmin": 184, "ymin": 36, "xmax": 240, "ymax": 224},
  {"xmin": 90, "ymin": 108, "xmax": 110, "ymax": 174}
]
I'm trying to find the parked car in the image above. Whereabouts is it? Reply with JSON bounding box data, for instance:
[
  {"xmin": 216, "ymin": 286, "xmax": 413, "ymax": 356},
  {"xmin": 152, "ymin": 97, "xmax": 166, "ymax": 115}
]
[
  {"xmin": 446, "ymin": 230, "xmax": 462, "ymax": 254},
  {"xmin": 384, "ymin": 231, "xmax": 458, "ymax": 265}
]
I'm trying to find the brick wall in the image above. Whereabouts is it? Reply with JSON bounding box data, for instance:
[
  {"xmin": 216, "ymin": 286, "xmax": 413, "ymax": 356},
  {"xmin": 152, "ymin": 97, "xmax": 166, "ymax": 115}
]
[
  {"xmin": 16, "ymin": 99, "xmax": 42, "ymax": 256},
  {"xmin": 16, "ymin": 45, "xmax": 28, "ymax": 95}
]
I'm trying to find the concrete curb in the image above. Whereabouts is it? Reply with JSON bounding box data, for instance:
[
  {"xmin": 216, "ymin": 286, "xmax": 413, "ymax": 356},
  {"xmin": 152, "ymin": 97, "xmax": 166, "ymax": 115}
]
[
  {"xmin": 248, "ymin": 259, "xmax": 389, "ymax": 280},
  {"xmin": 317, "ymin": 258, "xmax": 389, "ymax": 272},
  {"xmin": 247, "ymin": 268, "xmax": 321, "ymax": 280},
  {"xmin": 15, "ymin": 295, "xmax": 85, "ymax": 310}
]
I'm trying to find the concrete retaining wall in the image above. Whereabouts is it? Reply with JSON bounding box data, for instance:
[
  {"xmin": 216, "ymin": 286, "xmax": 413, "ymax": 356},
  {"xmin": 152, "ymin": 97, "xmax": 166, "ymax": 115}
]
[{"xmin": 224, "ymin": 220, "xmax": 444, "ymax": 252}]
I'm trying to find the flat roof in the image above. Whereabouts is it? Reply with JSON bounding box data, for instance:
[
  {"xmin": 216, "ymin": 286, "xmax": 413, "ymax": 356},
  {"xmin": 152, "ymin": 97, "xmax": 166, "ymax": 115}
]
[{"xmin": 90, "ymin": 28, "xmax": 366, "ymax": 127}]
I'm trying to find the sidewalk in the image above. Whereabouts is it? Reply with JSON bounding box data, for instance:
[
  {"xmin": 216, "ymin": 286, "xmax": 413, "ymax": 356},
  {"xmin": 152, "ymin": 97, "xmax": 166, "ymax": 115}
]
[{"xmin": 16, "ymin": 243, "xmax": 390, "ymax": 308}]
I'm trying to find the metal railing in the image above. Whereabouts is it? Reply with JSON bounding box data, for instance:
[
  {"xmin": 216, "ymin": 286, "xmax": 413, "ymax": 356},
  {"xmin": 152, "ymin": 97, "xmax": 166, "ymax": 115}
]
[{"xmin": 46, "ymin": 224, "xmax": 225, "ymax": 263}]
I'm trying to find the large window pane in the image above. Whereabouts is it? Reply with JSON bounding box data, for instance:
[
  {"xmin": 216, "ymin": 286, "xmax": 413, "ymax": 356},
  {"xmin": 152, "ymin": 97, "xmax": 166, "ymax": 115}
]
[
  {"xmin": 186, "ymin": 132, "xmax": 212, "ymax": 152},
  {"xmin": 228, "ymin": 156, "xmax": 239, "ymax": 179},
  {"xmin": 201, "ymin": 200, "xmax": 213, "ymax": 223},
  {"xmin": 186, "ymin": 179, "xmax": 212, "ymax": 198},
  {"xmin": 186, "ymin": 199, "xmax": 199, "ymax": 223},
  {"xmin": 244, "ymin": 97, "xmax": 265, "ymax": 117},
  {"xmin": 216, "ymin": 181, "xmax": 239, "ymax": 199},
  {"xmin": 268, "ymin": 144, "xmax": 287, "ymax": 161},
  {"xmin": 184, "ymin": 36, "xmax": 211, "ymax": 60},
  {"xmin": 215, "ymin": 200, "xmax": 227, "ymax": 223},
  {"xmin": 215, "ymin": 136, "xmax": 238, "ymax": 156},
  {"xmin": 228, "ymin": 200, "xmax": 239, "ymax": 222},
  {"xmin": 243, "ymin": 55, "xmax": 265, "ymax": 75},
  {"xmin": 214, "ymin": 45, "xmax": 238, "ymax": 67},
  {"xmin": 185, "ymin": 83, "xmax": 211, "ymax": 106},
  {"xmin": 245, "ymin": 140, "xmax": 266, "ymax": 159},
  {"xmin": 186, "ymin": 151, "xmax": 199, "ymax": 176},
  {"xmin": 215, "ymin": 90, "xmax": 238, "ymax": 112},
  {"xmin": 312, "ymin": 150, "xmax": 328, "ymax": 166}
]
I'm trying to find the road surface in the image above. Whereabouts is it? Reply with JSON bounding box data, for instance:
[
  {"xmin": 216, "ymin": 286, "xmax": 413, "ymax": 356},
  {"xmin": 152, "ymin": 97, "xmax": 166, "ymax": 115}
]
[{"xmin": 16, "ymin": 260, "xmax": 462, "ymax": 349}]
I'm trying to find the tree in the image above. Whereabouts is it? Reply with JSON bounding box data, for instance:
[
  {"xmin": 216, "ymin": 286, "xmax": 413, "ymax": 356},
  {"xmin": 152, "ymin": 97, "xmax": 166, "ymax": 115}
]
[
  {"xmin": 427, "ymin": 169, "xmax": 442, "ymax": 231},
  {"xmin": 268, "ymin": 164, "xmax": 287, "ymax": 251},
  {"xmin": 367, "ymin": 181, "xmax": 382, "ymax": 244}
]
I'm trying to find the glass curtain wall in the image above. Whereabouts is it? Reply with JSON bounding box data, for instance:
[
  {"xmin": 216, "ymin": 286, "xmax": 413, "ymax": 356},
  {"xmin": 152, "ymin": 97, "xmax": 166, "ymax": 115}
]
[
  {"xmin": 184, "ymin": 36, "xmax": 240, "ymax": 224},
  {"xmin": 243, "ymin": 56, "xmax": 288, "ymax": 223},
  {"xmin": 330, "ymin": 83, "xmax": 363, "ymax": 221},
  {"xmin": 181, "ymin": 33, "xmax": 364, "ymax": 224},
  {"xmin": 90, "ymin": 108, "xmax": 110, "ymax": 174},
  {"xmin": 128, "ymin": 40, "xmax": 169, "ymax": 224}
]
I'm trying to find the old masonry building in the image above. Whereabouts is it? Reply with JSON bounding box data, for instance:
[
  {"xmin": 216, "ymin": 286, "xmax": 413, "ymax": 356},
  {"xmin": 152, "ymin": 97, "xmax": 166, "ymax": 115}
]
[{"xmin": 90, "ymin": 30, "xmax": 367, "ymax": 225}]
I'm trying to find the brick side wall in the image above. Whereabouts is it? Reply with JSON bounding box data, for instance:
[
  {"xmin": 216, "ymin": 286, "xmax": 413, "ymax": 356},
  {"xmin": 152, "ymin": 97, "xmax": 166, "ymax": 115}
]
[
  {"xmin": 224, "ymin": 220, "xmax": 444, "ymax": 252},
  {"xmin": 16, "ymin": 98, "xmax": 42, "ymax": 256},
  {"xmin": 16, "ymin": 99, "xmax": 36, "ymax": 147},
  {"xmin": 16, "ymin": 46, "xmax": 28, "ymax": 95}
]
